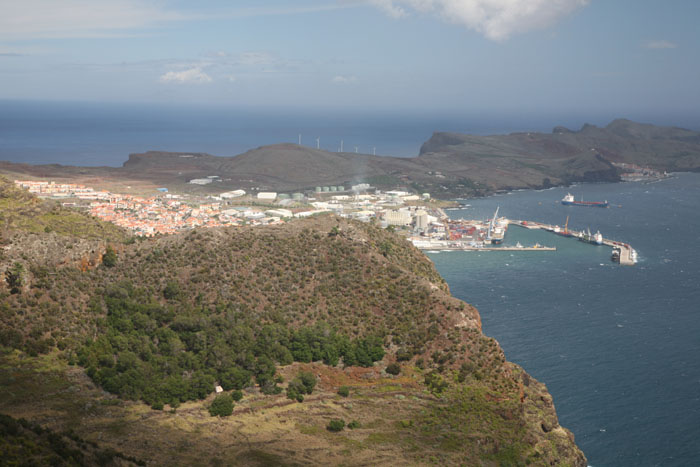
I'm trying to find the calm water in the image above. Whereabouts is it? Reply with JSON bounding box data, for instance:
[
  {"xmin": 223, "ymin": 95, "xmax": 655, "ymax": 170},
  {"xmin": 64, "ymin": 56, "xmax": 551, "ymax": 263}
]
[
  {"xmin": 429, "ymin": 174, "xmax": 700, "ymax": 466},
  {"xmin": 0, "ymin": 100, "xmax": 631, "ymax": 166}
]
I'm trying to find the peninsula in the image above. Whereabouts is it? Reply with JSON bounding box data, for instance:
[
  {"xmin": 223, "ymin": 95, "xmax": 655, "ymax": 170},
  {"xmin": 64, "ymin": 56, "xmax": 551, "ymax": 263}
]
[{"xmin": 1, "ymin": 119, "xmax": 699, "ymax": 199}]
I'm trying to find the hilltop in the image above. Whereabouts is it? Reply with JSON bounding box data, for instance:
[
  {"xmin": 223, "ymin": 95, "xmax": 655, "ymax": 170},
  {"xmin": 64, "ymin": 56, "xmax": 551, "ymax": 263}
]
[
  {"xmin": 1, "ymin": 118, "xmax": 699, "ymax": 198},
  {"xmin": 0, "ymin": 179, "xmax": 586, "ymax": 465}
]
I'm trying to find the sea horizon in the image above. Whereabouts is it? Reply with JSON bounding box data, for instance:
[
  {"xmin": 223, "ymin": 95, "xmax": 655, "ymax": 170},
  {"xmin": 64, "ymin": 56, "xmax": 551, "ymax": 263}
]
[{"xmin": 3, "ymin": 99, "xmax": 700, "ymax": 168}]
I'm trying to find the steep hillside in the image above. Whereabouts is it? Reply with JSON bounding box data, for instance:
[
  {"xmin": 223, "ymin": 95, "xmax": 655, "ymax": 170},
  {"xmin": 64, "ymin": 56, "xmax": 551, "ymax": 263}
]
[
  {"xmin": 0, "ymin": 185, "xmax": 586, "ymax": 465},
  {"xmin": 417, "ymin": 119, "xmax": 700, "ymax": 192}
]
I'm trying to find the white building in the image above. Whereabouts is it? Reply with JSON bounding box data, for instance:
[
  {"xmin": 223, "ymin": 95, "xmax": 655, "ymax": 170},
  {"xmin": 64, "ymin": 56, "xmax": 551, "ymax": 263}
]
[
  {"xmin": 243, "ymin": 211, "xmax": 266, "ymax": 219},
  {"xmin": 189, "ymin": 178, "xmax": 213, "ymax": 185},
  {"xmin": 257, "ymin": 192, "xmax": 277, "ymax": 201},
  {"xmin": 221, "ymin": 190, "xmax": 246, "ymax": 199},
  {"xmin": 386, "ymin": 190, "xmax": 410, "ymax": 197},
  {"xmin": 265, "ymin": 209, "xmax": 293, "ymax": 218},
  {"xmin": 385, "ymin": 209, "xmax": 412, "ymax": 226},
  {"xmin": 414, "ymin": 210, "xmax": 429, "ymax": 230},
  {"xmin": 351, "ymin": 183, "xmax": 371, "ymax": 192}
]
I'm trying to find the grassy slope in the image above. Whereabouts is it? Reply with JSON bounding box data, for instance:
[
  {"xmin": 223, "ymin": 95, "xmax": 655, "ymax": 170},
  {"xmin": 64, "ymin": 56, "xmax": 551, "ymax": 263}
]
[
  {"xmin": 0, "ymin": 176, "xmax": 126, "ymax": 241},
  {"xmin": 0, "ymin": 185, "xmax": 585, "ymax": 466}
]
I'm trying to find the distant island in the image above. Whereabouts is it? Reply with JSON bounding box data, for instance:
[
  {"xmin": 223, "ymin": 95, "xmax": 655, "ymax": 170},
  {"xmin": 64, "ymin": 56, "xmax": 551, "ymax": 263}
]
[{"xmin": 1, "ymin": 118, "xmax": 699, "ymax": 200}]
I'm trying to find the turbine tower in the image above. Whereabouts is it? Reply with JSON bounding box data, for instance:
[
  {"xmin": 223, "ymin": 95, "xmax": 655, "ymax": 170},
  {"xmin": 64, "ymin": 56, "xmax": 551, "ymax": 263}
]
[
  {"xmin": 316, "ymin": 137, "xmax": 320, "ymax": 150},
  {"xmin": 298, "ymin": 134, "xmax": 302, "ymax": 145}
]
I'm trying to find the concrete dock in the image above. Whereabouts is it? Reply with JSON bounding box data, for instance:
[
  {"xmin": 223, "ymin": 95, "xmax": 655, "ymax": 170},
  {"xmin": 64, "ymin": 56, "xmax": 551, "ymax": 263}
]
[
  {"xmin": 423, "ymin": 245, "xmax": 556, "ymax": 252},
  {"xmin": 510, "ymin": 220, "xmax": 637, "ymax": 266}
]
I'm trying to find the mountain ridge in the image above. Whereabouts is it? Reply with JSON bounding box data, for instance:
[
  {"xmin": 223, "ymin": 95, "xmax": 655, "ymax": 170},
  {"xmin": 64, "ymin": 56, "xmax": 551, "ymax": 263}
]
[{"xmin": 2, "ymin": 119, "xmax": 699, "ymax": 198}]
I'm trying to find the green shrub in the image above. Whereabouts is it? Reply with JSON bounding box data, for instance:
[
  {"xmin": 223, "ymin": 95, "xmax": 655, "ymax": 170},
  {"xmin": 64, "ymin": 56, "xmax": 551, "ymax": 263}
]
[
  {"xmin": 231, "ymin": 390, "xmax": 243, "ymax": 402},
  {"xmin": 337, "ymin": 386, "xmax": 350, "ymax": 397},
  {"xmin": 5, "ymin": 262, "xmax": 24, "ymax": 294},
  {"xmin": 286, "ymin": 371, "xmax": 317, "ymax": 402},
  {"xmin": 348, "ymin": 420, "xmax": 360, "ymax": 429},
  {"xmin": 386, "ymin": 363, "xmax": 401, "ymax": 375},
  {"xmin": 327, "ymin": 419, "xmax": 345, "ymax": 432},
  {"xmin": 209, "ymin": 394, "xmax": 234, "ymax": 417},
  {"xmin": 298, "ymin": 371, "xmax": 316, "ymax": 394},
  {"xmin": 151, "ymin": 401, "xmax": 164, "ymax": 411},
  {"xmin": 162, "ymin": 281, "xmax": 180, "ymax": 300},
  {"xmin": 102, "ymin": 246, "xmax": 117, "ymax": 268}
]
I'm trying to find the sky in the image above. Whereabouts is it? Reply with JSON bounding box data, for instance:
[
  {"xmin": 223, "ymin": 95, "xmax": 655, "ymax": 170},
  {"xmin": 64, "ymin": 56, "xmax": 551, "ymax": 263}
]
[{"xmin": 1, "ymin": 0, "xmax": 699, "ymax": 122}]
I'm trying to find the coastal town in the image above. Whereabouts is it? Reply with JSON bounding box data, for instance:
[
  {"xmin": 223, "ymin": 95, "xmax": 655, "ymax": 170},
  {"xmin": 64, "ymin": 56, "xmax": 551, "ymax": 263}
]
[
  {"xmin": 14, "ymin": 178, "xmax": 638, "ymax": 264},
  {"xmin": 13, "ymin": 179, "xmax": 447, "ymax": 237}
]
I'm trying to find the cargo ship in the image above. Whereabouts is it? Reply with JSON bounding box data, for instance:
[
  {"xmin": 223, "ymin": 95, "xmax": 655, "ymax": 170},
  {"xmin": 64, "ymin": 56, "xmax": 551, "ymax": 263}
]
[
  {"xmin": 579, "ymin": 228, "xmax": 604, "ymax": 245},
  {"xmin": 486, "ymin": 207, "xmax": 508, "ymax": 244},
  {"xmin": 561, "ymin": 193, "xmax": 608, "ymax": 208}
]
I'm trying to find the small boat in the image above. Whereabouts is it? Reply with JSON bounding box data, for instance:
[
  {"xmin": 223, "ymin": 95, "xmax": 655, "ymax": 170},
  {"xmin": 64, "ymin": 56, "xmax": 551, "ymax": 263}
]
[
  {"xmin": 611, "ymin": 248, "xmax": 621, "ymax": 263},
  {"xmin": 561, "ymin": 193, "xmax": 609, "ymax": 208}
]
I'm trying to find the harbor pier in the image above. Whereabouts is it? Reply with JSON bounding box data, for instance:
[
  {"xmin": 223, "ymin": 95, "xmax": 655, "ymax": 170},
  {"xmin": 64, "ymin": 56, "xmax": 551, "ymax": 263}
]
[{"xmin": 510, "ymin": 220, "xmax": 637, "ymax": 265}]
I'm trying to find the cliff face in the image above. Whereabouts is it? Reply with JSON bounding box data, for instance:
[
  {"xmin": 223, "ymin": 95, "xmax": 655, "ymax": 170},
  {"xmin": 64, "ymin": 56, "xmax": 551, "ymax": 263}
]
[{"xmin": 0, "ymin": 182, "xmax": 586, "ymax": 466}]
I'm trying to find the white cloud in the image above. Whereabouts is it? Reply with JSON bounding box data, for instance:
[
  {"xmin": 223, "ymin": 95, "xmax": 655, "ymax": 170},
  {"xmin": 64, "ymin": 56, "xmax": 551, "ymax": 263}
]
[
  {"xmin": 0, "ymin": 0, "xmax": 185, "ymax": 40},
  {"xmin": 332, "ymin": 75, "xmax": 358, "ymax": 84},
  {"xmin": 0, "ymin": 2, "xmax": 360, "ymax": 41},
  {"xmin": 159, "ymin": 68, "xmax": 212, "ymax": 84},
  {"xmin": 645, "ymin": 40, "xmax": 677, "ymax": 50},
  {"xmin": 366, "ymin": 0, "xmax": 589, "ymax": 41}
]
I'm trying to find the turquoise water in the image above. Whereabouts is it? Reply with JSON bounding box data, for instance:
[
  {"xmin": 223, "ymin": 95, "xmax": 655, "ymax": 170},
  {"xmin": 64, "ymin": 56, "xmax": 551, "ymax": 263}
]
[{"xmin": 428, "ymin": 173, "xmax": 700, "ymax": 466}]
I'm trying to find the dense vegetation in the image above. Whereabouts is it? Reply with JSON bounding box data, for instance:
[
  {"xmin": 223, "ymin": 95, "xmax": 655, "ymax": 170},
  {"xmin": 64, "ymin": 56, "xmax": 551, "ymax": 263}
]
[{"xmin": 77, "ymin": 284, "xmax": 384, "ymax": 407}]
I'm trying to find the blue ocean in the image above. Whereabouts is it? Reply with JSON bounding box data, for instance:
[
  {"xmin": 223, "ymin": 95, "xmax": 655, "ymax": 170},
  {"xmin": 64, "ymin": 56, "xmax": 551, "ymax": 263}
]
[
  {"xmin": 0, "ymin": 100, "xmax": 639, "ymax": 165},
  {"xmin": 1, "ymin": 101, "xmax": 699, "ymax": 466},
  {"xmin": 429, "ymin": 176, "xmax": 700, "ymax": 466}
]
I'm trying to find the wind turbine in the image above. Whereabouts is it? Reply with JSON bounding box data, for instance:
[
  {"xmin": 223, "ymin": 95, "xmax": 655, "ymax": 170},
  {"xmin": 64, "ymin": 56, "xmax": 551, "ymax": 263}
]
[
  {"xmin": 354, "ymin": 146, "xmax": 359, "ymax": 154},
  {"xmin": 298, "ymin": 134, "xmax": 302, "ymax": 145},
  {"xmin": 316, "ymin": 137, "xmax": 320, "ymax": 150},
  {"xmin": 340, "ymin": 140, "xmax": 344, "ymax": 152},
  {"xmin": 373, "ymin": 147, "xmax": 376, "ymax": 156}
]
